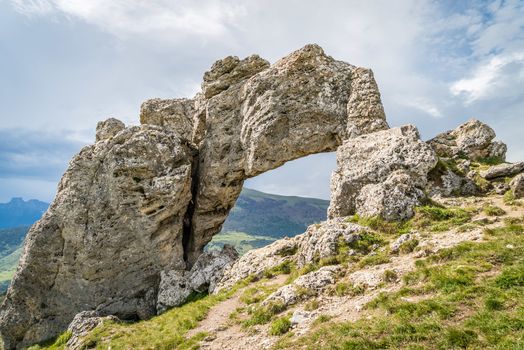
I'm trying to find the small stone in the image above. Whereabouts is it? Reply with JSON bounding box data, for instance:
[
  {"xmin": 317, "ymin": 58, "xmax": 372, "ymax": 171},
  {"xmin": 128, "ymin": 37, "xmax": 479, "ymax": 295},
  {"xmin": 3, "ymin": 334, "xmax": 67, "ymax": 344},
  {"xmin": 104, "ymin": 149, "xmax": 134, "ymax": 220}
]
[{"xmin": 290, "ymin": 310, "xmax": 311, "ymax": 325}]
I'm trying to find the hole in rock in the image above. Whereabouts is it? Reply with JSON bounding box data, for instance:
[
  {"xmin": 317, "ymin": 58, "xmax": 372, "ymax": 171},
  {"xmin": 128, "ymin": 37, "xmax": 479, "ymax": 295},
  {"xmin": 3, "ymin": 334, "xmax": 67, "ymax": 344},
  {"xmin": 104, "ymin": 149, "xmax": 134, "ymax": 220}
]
[{"xmin": 204, "ymin": 152, "xmax": 336, "ymax": 255}]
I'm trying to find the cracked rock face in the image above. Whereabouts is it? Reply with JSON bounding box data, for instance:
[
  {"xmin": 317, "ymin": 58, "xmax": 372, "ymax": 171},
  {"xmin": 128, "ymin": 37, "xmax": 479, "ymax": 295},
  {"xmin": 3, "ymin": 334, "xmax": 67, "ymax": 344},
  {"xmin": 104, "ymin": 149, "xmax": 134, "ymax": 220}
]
[
  {"xmin": 328, "ymin": 125, "xmax": 437, "ymax": 221},
  {"xmin": 0, "ymin": 125, "xmax": 194, "ymax": 349},
  {"xmin": 428, "ymin": 119, "xmax": 506, "ymax": 161},
  {"xmin": 0, "ymin": 44, "xmax": 389, "ymax": 349}
]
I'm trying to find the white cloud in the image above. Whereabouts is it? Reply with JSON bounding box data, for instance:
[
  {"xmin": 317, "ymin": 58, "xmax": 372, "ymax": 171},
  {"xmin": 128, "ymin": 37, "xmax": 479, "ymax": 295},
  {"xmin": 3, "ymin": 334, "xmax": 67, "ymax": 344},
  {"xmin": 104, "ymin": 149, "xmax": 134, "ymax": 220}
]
[
  {"xmin": 451, "ymin": 52, "xmax": 524, "ymax": 103},
  {"xmin": 9, "ymin": 0, "xmax": 247, "ymax": 39}
]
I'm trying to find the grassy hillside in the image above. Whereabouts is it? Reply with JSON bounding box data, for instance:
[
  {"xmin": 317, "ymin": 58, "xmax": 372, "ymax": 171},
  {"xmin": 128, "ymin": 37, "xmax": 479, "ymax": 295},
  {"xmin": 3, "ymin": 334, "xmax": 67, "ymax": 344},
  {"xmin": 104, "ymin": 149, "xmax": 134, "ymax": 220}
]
[
  {"xmin": 222, "ymin": 188, "xmax": 329, "ymax": 238},
  {"xmin": 33, "ymin": 198, "xmax": 524, "ymax": 350},
  {"xmin": 206, "ymin": 231, "xmax": 276, "ymax": 255},
  {"xmin": 0, "ymin": 226, "xmax": 28, "ymax": 293}
]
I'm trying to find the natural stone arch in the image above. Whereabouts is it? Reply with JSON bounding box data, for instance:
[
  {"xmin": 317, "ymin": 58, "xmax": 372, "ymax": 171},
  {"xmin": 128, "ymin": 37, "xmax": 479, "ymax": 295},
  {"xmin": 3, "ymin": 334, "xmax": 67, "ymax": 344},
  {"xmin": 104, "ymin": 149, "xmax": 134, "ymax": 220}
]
[
  {"xmin": 142, "ymin": 44, "xmax": 388, "ymax": 264},
  {"xmin": 0, "ymin": 44, "xmax": 388, "ymax": 349}
]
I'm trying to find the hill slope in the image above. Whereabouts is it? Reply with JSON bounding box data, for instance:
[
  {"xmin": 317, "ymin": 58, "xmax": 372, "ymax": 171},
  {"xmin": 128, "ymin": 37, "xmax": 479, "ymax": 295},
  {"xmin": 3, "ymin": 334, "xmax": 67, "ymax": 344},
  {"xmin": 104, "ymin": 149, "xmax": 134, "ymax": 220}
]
[{"xmin": 221, "ymin": 188, "xmax": 329, "ymax": 238}]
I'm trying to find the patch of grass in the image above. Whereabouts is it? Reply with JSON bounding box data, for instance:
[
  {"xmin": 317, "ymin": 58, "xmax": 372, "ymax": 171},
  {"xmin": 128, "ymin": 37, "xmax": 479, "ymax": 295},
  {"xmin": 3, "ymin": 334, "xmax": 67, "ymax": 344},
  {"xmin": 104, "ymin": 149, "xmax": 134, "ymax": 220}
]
[
  {"xmin": 358, "ymin": 251, "xmax": 390, "ymax": 268},
  {"xmin": 383, "ymin": 269, "xmax": 398, "ymax": 283},
  {"xmin": 268, "ymin": 316, "xmax": 291, "ymax": 336},
  {"xmin": 244, "ymin": 301, "xmax": 286, "ymax": 327},
  {"xmin": 477, "ymin": 156, "xmax": 505, "ymax": 166},
  {"xmin": 37, "ymin": 279, "xmax": 253, "ymax": 350},
  {"xmin": 264, "ymin": 260, "xmax": 295, "ymax": 278},
  {"xmin": 411, "ymin": 206, "xmax": 472, "ymax": 232},
  {"xmin": 304, "ymin": 299, "xmax": 320, "ymax": 311},
  {"xmin": 399, "ymin": 239, "xmax": 419, "ymax": 254},
  {"xmin": 347, "ymin": 215, "xmax": 410, "ymax": 236},
  {"xmin": 274, "ymin": 218, "xmax": 524, "ymax": 350},
  {"xmin": 483, "ymin": 205, "xmax": 506, "ymax": 217}
]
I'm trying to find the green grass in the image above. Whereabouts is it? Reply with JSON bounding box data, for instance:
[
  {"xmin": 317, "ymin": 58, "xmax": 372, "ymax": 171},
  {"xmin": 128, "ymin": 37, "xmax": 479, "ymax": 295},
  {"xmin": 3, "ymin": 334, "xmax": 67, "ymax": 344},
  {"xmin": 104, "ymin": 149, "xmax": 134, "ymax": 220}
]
[
  {"xmin": 483, "ymin": 205, "xmax": 506, "ymax": 217},
  {"xmin": 274, "ymin": 218, "xmax": 524, "ymax": 350},
  {"xmin": 268, "ymin": 316, "xmax": 292, "ymax": 336},
  {"xmin": 206, "ymin": 231, "xmax": 276, "ymax": 255},
  {"xmin": 33, "ymin": 280, "xmax": 252, "ymax": 350}
]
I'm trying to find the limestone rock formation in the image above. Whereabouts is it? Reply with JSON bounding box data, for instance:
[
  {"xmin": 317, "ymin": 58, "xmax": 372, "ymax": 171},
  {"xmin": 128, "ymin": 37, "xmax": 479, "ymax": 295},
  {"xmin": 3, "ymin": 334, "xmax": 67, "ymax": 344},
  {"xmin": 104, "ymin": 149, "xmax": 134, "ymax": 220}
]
[
  {"xmin": 1, "ymin": 44, "xmax": 389, "ymax": 349},
  {"xmin": 0, "ymin": 124, "xmax": 195, "ymax": 349},
  {"xmin": 157, "ymin": 245, "xmax": 238, "ymax": 314},
  {"xmin": 426, "ymin": 160, "xmax": 479, "ymax": 198},
  {"xmin": 510, "ymin": 174, "xmax": 524, "ymax": 198},
  {"xmin": 328, "ymin": 125, "xmax": 437, "ymax": 221},
  {"xmin": 480, "ymin": 162, "xmax": 524, "ymax": 180},
  {"xmin": 215, "ymin": 218, "xmax": 371, "ymax": 292},
  {"xmin": 428, "ymin": 119, "xmax": 506, "ymax": 161},
  {"xmin": 263, "ymin": 265, "xmax": 342, "ymax": 307},
  {"xmin": 66, "ymin": 311, "xmax": 119, "ymax": 350},
  {"xmin": 140, "ymin": 44, "xmax": 388, "ymax": 264}
]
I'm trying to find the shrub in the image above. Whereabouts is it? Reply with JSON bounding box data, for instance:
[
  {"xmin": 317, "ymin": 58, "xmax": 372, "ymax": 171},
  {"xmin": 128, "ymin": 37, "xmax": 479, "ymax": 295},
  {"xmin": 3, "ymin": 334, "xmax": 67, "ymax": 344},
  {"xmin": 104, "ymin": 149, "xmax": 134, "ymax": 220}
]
[
  {"xmin": 268, "ymin": 316, "xmax": 291, "ymax": 336},
  {"xmin": 383, "ymin": 269, "xmax": 398, "ymax": 283},
  {"xmin": 483, "ymin": 205, "xmax": 506, "ymax": 217}
]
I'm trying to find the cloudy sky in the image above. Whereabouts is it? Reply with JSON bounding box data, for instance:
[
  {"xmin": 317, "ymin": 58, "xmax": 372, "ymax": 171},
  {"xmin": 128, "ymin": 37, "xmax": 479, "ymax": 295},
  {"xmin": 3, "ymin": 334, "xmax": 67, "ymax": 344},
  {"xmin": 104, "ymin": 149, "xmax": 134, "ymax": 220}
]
[{"xmin": 1, "ymin": 0, "xmax": 523, "ymax": 202}]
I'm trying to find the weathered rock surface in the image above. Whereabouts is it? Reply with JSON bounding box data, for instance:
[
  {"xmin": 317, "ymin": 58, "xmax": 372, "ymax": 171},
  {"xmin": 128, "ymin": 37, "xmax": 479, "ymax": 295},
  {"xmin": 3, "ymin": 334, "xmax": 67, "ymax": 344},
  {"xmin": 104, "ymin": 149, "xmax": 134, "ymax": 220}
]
[
  {"xmin": 480, "ymin": 162, "xmax": 524, "ymax": 180},
  {"xmin": 0, "ymin": 124, "xmax": 194, "ymax": 349},
  {"xmin": 510, "ymin": 174, "xmax": 524, "ymax": 198},
  {"xmin": 215, "ymin": 219, "xmax": 370, "ymax": 292},
  {"xmin": 428, "ymin": 119, "xmax": 506, "ymax": 161},
  {"xmin": 95, "ymin": 117, "xmax": 125, "ymax": 141},
  {"xmin": 157, "ymin": 245, "xmax": 238, "ymax": 314},
  {"xmin": 1, "ymin": 44, "xmax": 390, "ymax": 349},
  {"xmin": 426, "ymin": 160, "xmax": 479, "ymax": 198},
  {"xmin": 66, "ymin": 311, "xmax": 119, "ymax": 350},
  {"xmin": 328, "ymin": 125, "xmax": 437, "ymax": 221},
  {"xmin": 140, "ymin": 44, "xmax": 388, "ymax": 264},
  {"xmin": 263, "ymin": 265, "xmax": 342, "ymax": 307}
]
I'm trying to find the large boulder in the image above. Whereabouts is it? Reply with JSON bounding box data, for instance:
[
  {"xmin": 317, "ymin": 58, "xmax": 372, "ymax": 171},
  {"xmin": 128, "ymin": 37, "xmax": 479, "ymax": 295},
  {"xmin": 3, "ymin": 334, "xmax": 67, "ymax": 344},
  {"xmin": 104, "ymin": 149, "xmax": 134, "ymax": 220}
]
[
  {"xmin": 480, "ymin": 162, "xmax": 524, "ymax": 180},
  {"xmin": 0, "ymin": 123, "xmax": 194, "ymax": 349},
  {"xmin": 428, "ymin": 119, "xmax": 506, "ymax": 161},
  {"xmin": 328, "ymin": 125, "xmax": 437, "ymax": 221}
]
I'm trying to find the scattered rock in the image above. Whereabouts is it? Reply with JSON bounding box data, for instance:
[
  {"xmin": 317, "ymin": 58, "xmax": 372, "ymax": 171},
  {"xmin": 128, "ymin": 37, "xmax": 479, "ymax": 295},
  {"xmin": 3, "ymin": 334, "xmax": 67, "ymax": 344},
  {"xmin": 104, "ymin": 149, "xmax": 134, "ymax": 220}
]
[
  {"xmin": 510, "ymin": 173, "xmax": 524, "ymax": 198},
  {"xmin": 426, "ymin": 161, "xmax": 479, "ymax": 197},
  {"xmin": 493, "ymin": 182, "xmax": 510, "ymax": 195},
  {"xmin": 328, "ymin": 125, "xmax": 437, "ymax": 221},
  {"xmin": 390, "ymin": 233, "xmax": 416, "ymax": 254},
  {"xmin": 295, "ymin": 218, "xmax": 363, "ymax": 268},
  {"xmin": 263, "ymin": 266, "xmax": 342, "ymax": 307},
  {"xmin": 480, "ymin": 162, "xmax": 524, "ymax": 180},
  {"xmin": 66, "ymin": 311, "xmax": 119, "ymax": 350},
  {"xmin": 290, "ymin": 310, "xmax": 312, "ymax": 325},
  {"xmin": 428, "ymin": 119, "xmax": 506, "ymax": 161}
]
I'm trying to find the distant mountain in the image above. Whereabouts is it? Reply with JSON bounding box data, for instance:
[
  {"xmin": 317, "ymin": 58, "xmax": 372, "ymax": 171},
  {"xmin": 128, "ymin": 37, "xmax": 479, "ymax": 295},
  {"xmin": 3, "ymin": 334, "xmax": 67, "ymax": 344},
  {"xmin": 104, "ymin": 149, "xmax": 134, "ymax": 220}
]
[
  {"xmin": 0, "ymin": 198, "xmax": 49, "ymax": 228},
  {"xmin": 221, "ymin": 188, "xmax": 329, "ymax": 238}
]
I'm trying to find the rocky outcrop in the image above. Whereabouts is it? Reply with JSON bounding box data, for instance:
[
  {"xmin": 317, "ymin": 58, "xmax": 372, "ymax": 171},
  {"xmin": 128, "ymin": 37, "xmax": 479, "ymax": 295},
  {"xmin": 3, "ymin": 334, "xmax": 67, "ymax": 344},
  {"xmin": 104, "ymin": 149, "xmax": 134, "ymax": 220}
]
[
  {"xmin": 1, "ymin": 44, "xmax": 389, "ymax": 349},
  {"xmin": 510, "ymin": 174, "xmax": 524, "ymax": 198},
  {"xmin": 157, "ymin": 245, "xmax": 238, "ymax": 313},
  {"xmin": 66, "ymin": 311, "xmax": 119, "ymax": 350},
  {"xmin": 0, "ymin": 125, "xmax": 195, "ymax": 349},
  {"xmin": 328, "ymin": 125, "xmax": 437, "ymax": 221},
  {"xmin": 426, "ymin": 159, "xmax": 479, "ymax": 198},
  {"xmin": 428, "ymin": 119, "xmax": 506, "ymax": 161},
  {"xmin": 480, "ymin": 162, "xmax": 524, "ymax": 180},
  {"xmin": 215, "ymin": 218, "xmax": 371, "ymax": 292},
  {"xmin": 263, "ymin": 265, "xmax": 342, "ymax": 307}
]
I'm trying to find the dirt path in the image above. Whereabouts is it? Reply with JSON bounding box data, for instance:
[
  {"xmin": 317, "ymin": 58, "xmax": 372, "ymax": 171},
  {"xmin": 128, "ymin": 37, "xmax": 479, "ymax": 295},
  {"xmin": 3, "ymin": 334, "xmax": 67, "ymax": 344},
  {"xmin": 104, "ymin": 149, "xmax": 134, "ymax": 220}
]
[{"xmin": 187, "ymin": 274, "xmax": 288, "ymax": 348}]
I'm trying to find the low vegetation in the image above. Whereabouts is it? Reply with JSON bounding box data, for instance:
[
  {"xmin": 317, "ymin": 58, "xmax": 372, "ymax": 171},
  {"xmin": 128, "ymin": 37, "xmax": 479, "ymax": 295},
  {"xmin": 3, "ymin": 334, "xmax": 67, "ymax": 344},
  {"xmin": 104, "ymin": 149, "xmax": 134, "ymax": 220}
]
[{"xmin": 274, "ymin": 217, "xmax": 524, "ymax": 349}]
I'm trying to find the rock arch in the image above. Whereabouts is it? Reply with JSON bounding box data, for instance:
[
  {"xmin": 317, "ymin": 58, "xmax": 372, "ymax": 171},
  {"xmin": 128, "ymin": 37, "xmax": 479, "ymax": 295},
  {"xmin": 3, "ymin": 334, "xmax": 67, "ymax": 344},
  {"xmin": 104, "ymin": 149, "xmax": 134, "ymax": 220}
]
[{"xmin": 0, "ymin": 44, "xmax": 388, "ymax": 349}]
